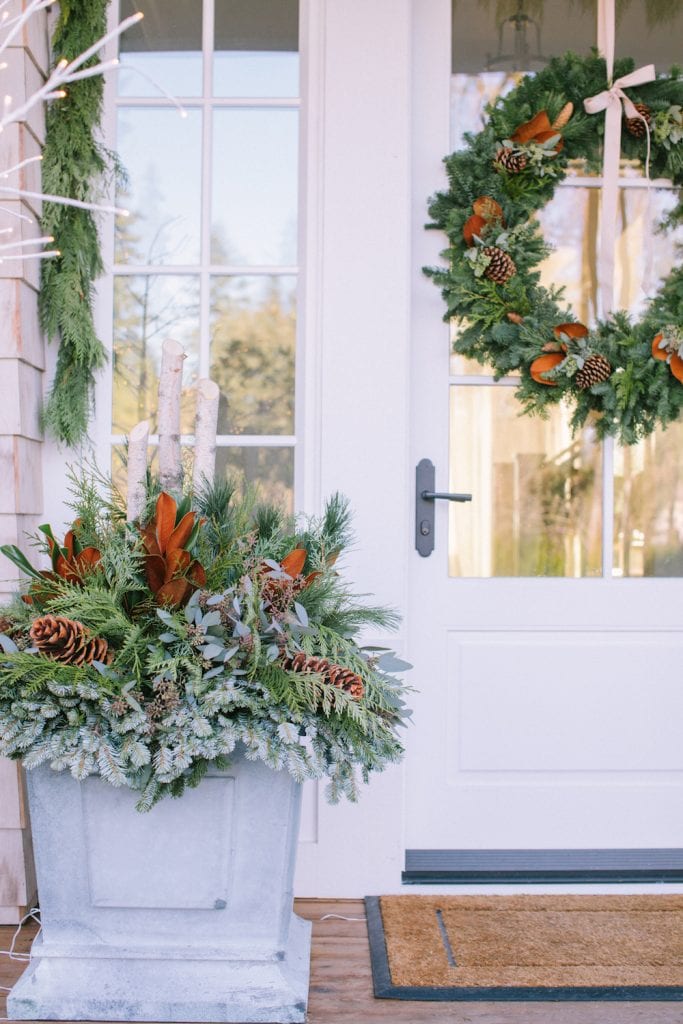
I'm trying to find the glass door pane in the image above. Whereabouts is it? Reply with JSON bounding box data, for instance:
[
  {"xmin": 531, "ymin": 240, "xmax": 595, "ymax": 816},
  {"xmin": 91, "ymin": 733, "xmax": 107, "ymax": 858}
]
[{"xmin": 449, "ymin": 387, "xmax": 602, "ymax": 577}]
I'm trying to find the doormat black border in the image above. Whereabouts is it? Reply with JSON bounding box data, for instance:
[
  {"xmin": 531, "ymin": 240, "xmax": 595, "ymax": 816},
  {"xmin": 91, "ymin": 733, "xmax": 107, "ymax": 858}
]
[{"xmin": 364, "ymin": 896, "xmax": 683, "ymax": 1002}]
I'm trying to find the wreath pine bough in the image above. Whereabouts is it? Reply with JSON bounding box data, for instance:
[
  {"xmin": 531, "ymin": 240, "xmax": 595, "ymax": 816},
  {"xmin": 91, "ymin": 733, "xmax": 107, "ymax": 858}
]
[{"xmin": 425, "ymin": 52, "xmax": 683, "ymax": 445}]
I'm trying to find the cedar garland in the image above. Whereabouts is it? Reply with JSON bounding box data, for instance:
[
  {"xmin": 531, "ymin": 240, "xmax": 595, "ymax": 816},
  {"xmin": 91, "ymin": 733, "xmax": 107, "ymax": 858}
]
[{"xmin": 39, "ymin": 0, "xmax": 111, "ymax": 446}]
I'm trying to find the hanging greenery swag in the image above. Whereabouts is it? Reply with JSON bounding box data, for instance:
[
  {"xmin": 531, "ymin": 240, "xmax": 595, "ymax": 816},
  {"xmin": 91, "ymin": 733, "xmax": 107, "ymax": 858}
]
[
  {"xmin": 425, "ymin": 52, "xmax": 683, "ymax": 445},
  {"xmin": 40, "ymin": 0, "xmax": 113, "ymax": 447}
]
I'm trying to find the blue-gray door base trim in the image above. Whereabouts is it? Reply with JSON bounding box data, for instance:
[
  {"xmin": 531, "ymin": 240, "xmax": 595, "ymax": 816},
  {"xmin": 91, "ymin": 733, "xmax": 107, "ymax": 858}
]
[{"xmin": 403, "ymin": 849, "xmax": 683, "ymax": 884}]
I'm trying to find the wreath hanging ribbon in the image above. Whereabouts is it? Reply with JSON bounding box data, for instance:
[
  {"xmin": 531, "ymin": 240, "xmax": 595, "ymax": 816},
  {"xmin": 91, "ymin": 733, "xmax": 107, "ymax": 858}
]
[
  {"xmin": 583, "ymin": 26, "xmax": 655, "ymax": 315},
  {"xmin": 425, "ymin": 44, "xmax": 683, "ymax": 444}
]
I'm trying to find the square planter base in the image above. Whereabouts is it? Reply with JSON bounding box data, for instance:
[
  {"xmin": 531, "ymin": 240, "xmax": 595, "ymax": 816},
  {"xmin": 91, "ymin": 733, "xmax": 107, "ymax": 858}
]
[{"xmin": 8, "ymin": 913, "xmax": 312, "ymax": 1023}]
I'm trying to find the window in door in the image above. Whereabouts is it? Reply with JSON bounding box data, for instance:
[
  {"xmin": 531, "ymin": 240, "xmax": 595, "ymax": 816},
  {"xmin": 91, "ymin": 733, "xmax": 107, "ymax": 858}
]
[
  {"xmin": 112, "ymin": 0, "xmax": 299, "ymax": 510},
  {"xmin": 449, "ymin": 0, "xmax": 683, "ymax": 577}
]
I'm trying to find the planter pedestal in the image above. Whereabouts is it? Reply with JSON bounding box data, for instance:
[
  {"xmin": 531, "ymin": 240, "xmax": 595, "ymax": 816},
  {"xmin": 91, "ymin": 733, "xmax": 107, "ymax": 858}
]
[{"xmin": 8, "ymin": 753, "xmax": 311, "ymax": 1022}]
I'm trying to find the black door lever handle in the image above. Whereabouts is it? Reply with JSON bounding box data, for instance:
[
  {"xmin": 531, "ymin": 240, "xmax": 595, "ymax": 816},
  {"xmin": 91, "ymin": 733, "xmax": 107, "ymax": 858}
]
[
  {"xmin": 416, "ymin": 459, "xmax": 473, "ymax": 557},
  {"xmin": 421, "ymin": 490, "xmax": 472, "ymax": 502}
]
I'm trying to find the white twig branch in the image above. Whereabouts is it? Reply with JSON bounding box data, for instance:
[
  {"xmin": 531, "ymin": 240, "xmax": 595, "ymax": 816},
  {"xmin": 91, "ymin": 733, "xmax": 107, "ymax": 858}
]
[
  {"xmin": 127, "ymin": 420, "xmax": 150, "ymax": 522},
  {"xmin": 193, "ymin": 379, "xmax": 219, "ymax": 493},
  {"xmin": 0, "ymin": 12, "xmax": 143, "ymax": 132},
  {"xmin": 158, "ymin": 339, "xmax": 185, "ymax": 495},
  {"xmin": 0, "ymin": 185, "xmax": 129, "ymax": 217},
  {"xmin": 0, "ymin": 248, "xmax": 59, "ymax": 262}
]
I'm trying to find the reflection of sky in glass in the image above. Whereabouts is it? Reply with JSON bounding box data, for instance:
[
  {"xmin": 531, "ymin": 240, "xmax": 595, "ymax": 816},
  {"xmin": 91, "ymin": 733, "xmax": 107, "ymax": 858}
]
[
  {"xmin": 113, "ymin": 275, "xmax": 200, "ymax": 434},
  {"xmin": 118, "ymin": 54, "xmax": 203, "ymax": 98},
  {"xmin": 616, "ymin": 189, "xmax": 683, "ymax": 317},
  {"xmin": 212, "ymin": 109, "xmax": 298, "ymax": 266},
  {"xmin": 118, "ymin": 0, "xmax": 203, "ymax": 97},
  {"xmin": 537, "ymin": 187, "xmax": 599, "ymax": 327},
  {"xmin": 214, "ymin": 52, "xmax": 299, "ymax": 97},
  {"xmin": 450, "ymin": 72, "xmax": 519, "ymax": 150},
  {"xmin": 115, "ymin": 109, "xmax": 202, "ymax": 265}
]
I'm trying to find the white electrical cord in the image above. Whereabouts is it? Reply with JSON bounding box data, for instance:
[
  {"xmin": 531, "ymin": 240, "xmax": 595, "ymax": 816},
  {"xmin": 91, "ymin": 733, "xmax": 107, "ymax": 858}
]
[
  {"xmin": 0, "ymin": 908, "xmax": 41, "ymax": 1020},
  {"xmin": 319, "ymin": 913, "xmax": 366, "ymax": 922}
]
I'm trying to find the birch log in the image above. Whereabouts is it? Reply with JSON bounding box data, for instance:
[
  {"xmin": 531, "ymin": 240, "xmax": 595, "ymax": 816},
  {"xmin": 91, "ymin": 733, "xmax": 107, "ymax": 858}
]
[
  {"xmin": 158, "ymin": 339, "xmax": 185, "ymax": 494},
  {"xmin": 126, "ymin": 419, "xmax": 149, "ymax": 522},
  {"xmin": 193, "ymin": 379, "xmax": 220, "ymax": 493}
]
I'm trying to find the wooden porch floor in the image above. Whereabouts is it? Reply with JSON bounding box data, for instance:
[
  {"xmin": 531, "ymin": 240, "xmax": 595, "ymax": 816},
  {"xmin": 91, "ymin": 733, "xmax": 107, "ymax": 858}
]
[{"xmin": 2, "ymin": 899, "xmax": 682, "ymax": 1023}]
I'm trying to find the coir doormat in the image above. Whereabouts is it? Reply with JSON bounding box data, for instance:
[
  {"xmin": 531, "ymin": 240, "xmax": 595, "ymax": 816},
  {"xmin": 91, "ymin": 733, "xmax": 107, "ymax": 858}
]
[{"xmin": 365, "ymin": 894, "xmax": 683, "ymax": 1001}]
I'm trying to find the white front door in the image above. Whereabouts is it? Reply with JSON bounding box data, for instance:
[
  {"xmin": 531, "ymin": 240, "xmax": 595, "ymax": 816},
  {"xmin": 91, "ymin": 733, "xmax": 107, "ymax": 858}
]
[{"xmin": 406, "ymin": 0, "xmax": 683, "ymax": 881}]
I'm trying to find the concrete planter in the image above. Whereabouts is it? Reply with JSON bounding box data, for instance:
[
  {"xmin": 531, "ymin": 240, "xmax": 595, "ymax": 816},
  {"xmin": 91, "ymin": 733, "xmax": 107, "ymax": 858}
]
[{"xmin": 8, "ymin": 750, "xmax": 311, "ymax": 1022}]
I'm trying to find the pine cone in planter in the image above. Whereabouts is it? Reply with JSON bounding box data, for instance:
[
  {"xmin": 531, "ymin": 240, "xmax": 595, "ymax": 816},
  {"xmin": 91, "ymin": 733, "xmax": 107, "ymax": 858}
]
[
  {"xmin": 29, "ymin": 615, "xmax": 110, "ymax": 666},
  {"xmin": 284, "ymin": 652, "xmax": 365, "ymax": 699}
]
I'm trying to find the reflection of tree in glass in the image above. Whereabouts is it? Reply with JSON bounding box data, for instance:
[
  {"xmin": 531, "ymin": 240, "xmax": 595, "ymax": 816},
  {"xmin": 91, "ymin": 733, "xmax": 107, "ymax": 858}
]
[
  {"xmin": 216, "ymin": 448, "xmax": 294, "ymax": 514},
  {"xmin": 518, "ymin": 439, "xmax": 598, "ymax": 576},
  {"xmin": 616, "ymin": 424, "xmax": 683, "ymax": 577},
  {"xmin": 113, "ymin": 199, "xmax": 198, "ymax": 433},
  {"xmin": 210, "ymin": 257, "xmax": 295, "ymax": 437}
]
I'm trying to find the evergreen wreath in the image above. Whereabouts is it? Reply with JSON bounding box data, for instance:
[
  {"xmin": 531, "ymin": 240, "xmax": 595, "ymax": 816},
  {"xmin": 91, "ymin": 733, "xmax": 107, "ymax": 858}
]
[
  {"xmin": 425, "ymin": 52, "xmax": 683, "ymax": 445},
  {"xmin": 40, "ymin": 0, "xmax": 112, "ymax": 446}
]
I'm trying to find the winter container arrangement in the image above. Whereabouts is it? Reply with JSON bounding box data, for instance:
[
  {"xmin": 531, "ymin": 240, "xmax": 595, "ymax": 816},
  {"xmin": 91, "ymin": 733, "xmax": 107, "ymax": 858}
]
[{"xmin": 0, "ymin": 342, "xmax": 410, "ymax": 1023}]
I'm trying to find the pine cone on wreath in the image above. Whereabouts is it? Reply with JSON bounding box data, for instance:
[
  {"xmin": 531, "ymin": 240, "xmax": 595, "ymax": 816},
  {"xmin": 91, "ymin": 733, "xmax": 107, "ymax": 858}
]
[
  {"xmin": 483, "ymin": 246, "xmax": 516, "ymax": 284},
  {"xmin": 575, "ymin": 354, "xmax": 612, "ymax": 390},
  {"xmin": 625, "ymin": 102, "xmax": 651, "ymax": 138},
  {"xmin": 29, "ymin": 614, "xmax": 110, "ymax": 666},
  {"xmin": 494, "ymin": 147, "xmax": 528, "ymax": 174}
]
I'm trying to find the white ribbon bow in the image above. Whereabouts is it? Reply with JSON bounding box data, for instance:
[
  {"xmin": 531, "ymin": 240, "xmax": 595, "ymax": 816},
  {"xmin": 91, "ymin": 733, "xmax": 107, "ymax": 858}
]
[{"xmin": 583, "ymin": 63, "xmax": 655, "ymax": 315}]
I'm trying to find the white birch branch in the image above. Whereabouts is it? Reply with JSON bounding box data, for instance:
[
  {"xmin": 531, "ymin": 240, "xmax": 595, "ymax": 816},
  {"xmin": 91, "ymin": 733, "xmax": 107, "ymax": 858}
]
[
  {"xmin": 158, "ymin": 339, "xmax": 185, "ymax": 495},
  {"xmin": 126, "ymin": 419, "xmax": 149, "ymax": 523},
  {"xmin": 192, "ymin": 379, "xmax": 220, "ymax": 494}
]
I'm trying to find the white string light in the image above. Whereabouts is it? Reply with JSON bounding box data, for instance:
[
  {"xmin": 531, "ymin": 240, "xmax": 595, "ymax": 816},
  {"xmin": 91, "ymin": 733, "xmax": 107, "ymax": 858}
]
[{"xmin": 0, "ymin": 6, "xmax": 144, "ymax": 263}]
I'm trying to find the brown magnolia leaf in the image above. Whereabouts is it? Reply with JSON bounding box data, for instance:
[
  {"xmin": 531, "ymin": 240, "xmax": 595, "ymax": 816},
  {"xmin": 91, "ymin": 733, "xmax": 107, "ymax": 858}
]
[
  {"xmin": 188, "ymin": 560, "xmax": 207, "ymax": 588},
  {"xmin": 164, "ymin": 548, "xmax": 191, "ymax": 583},
  {"xmin": 156, "ymin": 578, "xmax": 191, "ymax": 609},
  {"xmin": 144, "ymin": 553, "xmax": 167, "ymax": 594},
  {"xmin": 511, "ymin": 110, "xmax": 552, "ymax": 144},
  {"xmin": 651, "ymin": 334, "xmax": 668, "ymax": 361},
  {"xmin": 141, "ymin": 524, "xmax": 161, "ymax": 557},
  {"xmin": 533, "ymin": 129, "xmax": 564, "ymax": 151},
  {"xmin": 166, "ymin": 511, "xmax": 197, "ymax": 554},
  {"xmin": 63, "ymin": 530, "xmax": 76, "ymax": 559},
  {"xmin": 281, "ymin": 549, "xmax": 307, "ymax": 578},
  {"xmin": 530, "ymin": 352, "xmax": 564, "ymax": 385},
  {"xmin": 74, "ymin": 548, "xmax": 102, "ymax": 573},
  {"xmin": 554, "ymin": 322, "xmax": 588, "ymax": 341},
  {"xmin": 154, "ymin": 493, "xmax": 178, "ymax": 552},
  {"xmin": 542, "ymin": 341, "xmax": 562, "ymax": 352},
  {"xmin": 670, "ymin": 353, "xmax": 683, "ymax": 383},
  {"xmin": 463, "ymin": 213, "xmax": 487, "ymax": 246},
  {"xmin": 54, "ymin": 554, "xmax": 81, "ymax": 584},
  {"xmin": 472, "ymin": 196, "xmax": 503, "ymax": 222}
]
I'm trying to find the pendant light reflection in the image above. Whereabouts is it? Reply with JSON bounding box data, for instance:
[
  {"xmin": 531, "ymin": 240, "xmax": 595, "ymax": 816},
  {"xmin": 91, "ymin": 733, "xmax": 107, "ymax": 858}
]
[{"xmin": 485, "ymin": 0, "xmax": 548, "ymax": 72}]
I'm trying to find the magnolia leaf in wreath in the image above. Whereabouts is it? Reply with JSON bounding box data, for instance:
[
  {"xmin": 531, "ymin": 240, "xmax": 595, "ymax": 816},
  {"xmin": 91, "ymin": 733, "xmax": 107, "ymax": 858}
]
[{"xmin": 425, "ymin": 51, "xmax": 683, "ymax": 444}]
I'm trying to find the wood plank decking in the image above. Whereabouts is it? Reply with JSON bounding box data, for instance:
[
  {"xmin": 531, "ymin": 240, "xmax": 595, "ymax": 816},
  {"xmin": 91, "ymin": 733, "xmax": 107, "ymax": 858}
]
[{"xmin": 1, "ymin": 899, "xmax": 681, "ymax": 1023}]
